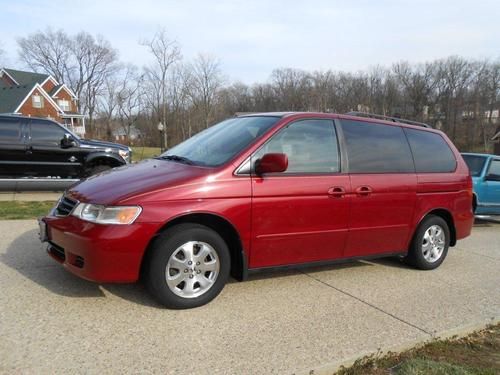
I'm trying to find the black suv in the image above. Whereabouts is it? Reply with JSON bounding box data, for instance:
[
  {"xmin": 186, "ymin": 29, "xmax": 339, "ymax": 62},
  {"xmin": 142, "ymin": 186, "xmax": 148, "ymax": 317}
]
[{"xmin": 0, "ymin": 115, "xmax": 131, "ymax": 179}]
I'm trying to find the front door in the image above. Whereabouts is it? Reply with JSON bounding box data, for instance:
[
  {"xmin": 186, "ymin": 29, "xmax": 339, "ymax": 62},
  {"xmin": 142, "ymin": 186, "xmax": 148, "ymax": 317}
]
[
  {"xmin": 27, "ymin": 119, "xmax": 82, "ymax": 178},
  {"xmin": 483, "ymin": 158, "xmax": 500, "ymax": 213},
  {"xmin": 339, "ymin": 119, "xmax": 417, "ymax": 257},
  {"xmin": 250, "ymin": 119, "xmax": 350, "ymax": 268}
]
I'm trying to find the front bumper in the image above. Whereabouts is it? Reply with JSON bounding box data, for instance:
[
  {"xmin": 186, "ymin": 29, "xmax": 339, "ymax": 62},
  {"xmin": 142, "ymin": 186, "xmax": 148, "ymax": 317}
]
[{"xmin": 41, "ymin": 215, "xmax": 160, "ymax": 283}]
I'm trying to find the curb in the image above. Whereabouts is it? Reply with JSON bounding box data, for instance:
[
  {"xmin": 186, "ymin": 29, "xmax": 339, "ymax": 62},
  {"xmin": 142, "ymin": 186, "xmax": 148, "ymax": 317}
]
[{"xmin": 295, "ymin": 316, "xmax": 500, "ymax": 375}]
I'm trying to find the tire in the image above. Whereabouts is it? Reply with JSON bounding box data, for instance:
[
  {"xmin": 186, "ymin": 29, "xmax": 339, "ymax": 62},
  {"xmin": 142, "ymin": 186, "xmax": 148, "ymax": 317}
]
[
  {"xmin": 87, "ymin": 164, "xmax": 112, "ymax": 176},
  {"xmin": 145, "ymin": 223, "xmax": 230, "ymax": 309},
  {"xmin": 405, "ymin": 215, "xmax": 450, "ymax": 270}
]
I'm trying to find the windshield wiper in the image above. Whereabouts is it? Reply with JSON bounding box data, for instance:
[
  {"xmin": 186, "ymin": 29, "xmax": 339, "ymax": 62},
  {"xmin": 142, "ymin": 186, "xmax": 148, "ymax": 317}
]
[{"xmin": 156, "ymin": 155, "xmax": 195, "ymax": 165}]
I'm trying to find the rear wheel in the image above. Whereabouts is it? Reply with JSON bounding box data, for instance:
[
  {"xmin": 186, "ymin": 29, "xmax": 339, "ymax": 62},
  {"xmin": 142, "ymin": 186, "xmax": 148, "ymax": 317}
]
[
  {"xmin": 405, "ymin": 215, "xmax": 450, "ymax": 270},
  {"xmin": 145, "ymin": 223, "xmax": 230, "ymax": 309}
]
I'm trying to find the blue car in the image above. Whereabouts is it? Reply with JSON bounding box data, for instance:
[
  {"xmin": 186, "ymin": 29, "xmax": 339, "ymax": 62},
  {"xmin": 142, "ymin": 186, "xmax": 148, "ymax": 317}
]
[{"xmin": 461, "ymin": 153, "xmax": 500, "ymax": 215}]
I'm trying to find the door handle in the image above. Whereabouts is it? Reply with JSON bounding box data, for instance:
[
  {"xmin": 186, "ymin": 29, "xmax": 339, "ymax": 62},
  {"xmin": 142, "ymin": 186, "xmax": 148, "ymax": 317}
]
[
  {"xmin": 328, "ymin": 186, "xmax": 345, "ymax": 198},
  {"xmin": 355, "ymin": 186, "xmax": 373, "ymax": 196},
  {"xmin": 26, "ymin": 146, "xmax": 33, "ymax": 155}
]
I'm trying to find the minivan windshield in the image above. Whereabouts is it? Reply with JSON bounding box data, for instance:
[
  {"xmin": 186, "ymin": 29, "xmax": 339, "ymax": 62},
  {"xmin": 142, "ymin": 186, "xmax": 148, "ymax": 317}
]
[
  {"xmin": 462, "ymin": 154, "xmax": 487, "ymax": 177},
  {"xmin": 158, "ymin": 116, "xmax": 280, "ymax": 167}
]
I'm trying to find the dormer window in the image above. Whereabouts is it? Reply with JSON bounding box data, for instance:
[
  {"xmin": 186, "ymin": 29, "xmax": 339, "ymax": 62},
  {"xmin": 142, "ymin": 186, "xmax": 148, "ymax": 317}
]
[{"xmin": 32, "ymin": 94, "xmax": 44, "ymax": 108}]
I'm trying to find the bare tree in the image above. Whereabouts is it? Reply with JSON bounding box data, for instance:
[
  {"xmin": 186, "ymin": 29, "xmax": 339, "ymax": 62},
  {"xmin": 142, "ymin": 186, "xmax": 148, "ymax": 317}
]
[
  {"xmin": 0, "ymin": 41, "xmax": 6, "ymax": 66},
  {"xmin": 73, "ymin": 32, "xmax": 119, "ymax": 135},
  {"xmin": 17, "ymin": 29, "xmax": 118, "ymax": 136},
  {"xmin": 141, "ymin": 29, "xmax": 181, "ymax": 148},
  {"xmin": 184, "ymin": 54, "xmax": 224, "ymax": 129},
  {"xmin": 98, "ymin": 72, "xmax": 122, "ymax": 140},
  {"xmin": 17, "ymin": 28, "xmax": 72, "ymax": 82},
  {"xmin": 116, "ymin": 65, "xmax": 144, "ymax": 145}
]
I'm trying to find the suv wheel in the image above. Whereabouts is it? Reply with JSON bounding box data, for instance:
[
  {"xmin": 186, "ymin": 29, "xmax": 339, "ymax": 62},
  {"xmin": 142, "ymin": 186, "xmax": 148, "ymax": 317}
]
[
  {"xmin": 405, "ymin": 215, "xmax": 450, "ymax": 270},
  {"xmin": 145, "ymin": 223, "xmax": 230, "ymax": 309}
]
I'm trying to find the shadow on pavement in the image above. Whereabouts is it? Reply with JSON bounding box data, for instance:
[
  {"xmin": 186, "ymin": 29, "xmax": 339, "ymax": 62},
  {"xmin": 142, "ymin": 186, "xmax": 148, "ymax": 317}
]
[
  {"xmin": 0, "ymin": 228, "xmax": 162, "ymax": 308},
  {"xmin": 1, "ymin": 227, "xmax": 420, "ymax": 307}
]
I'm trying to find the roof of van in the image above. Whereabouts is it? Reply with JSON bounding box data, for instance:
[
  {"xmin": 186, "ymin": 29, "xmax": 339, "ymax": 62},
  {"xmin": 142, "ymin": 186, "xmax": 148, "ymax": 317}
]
[{"xmin": 237, "ymin": 111, "xmax": 433, "ymax": 130}]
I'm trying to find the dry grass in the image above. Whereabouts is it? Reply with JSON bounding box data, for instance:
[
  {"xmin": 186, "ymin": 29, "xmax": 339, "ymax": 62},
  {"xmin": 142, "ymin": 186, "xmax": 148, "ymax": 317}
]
[
  {"xmin": 336, "ymin": 323, "xmax": 500, "ymax": 374},
  {"xmin": 131, "ymin": 147, "xmax": 162, "ymax": 162}
]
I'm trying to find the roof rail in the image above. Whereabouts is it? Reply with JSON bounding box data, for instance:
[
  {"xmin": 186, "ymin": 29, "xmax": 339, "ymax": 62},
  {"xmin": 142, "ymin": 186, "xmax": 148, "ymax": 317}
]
[{"xmin": 345, "ymin": 111, "xmax": 432, "ymax": 128}]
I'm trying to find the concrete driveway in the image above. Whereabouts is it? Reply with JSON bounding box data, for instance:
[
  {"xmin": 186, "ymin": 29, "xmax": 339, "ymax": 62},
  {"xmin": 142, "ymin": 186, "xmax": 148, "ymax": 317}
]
[{"xmin": 0, "ymin": 220, "xmax": 498, "ymax": 374}]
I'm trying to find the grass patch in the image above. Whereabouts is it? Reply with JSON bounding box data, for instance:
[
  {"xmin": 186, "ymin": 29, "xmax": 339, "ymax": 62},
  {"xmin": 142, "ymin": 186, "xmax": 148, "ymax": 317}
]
[
  {"xmin": 336, "ymin": 323, "xmax": 500, "ymax": 375},
  {"xmin": 131, "ymin": 147, "xmax": 162, "ymax": 162},
  {"xmin": 0, "ymin": 201, "xmax": 55, "ymax": 220}
]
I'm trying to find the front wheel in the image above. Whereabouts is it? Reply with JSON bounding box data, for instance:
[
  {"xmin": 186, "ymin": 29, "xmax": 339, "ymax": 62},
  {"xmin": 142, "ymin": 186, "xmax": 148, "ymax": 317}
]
[
  {"xmin": 405, "ymin": 215, "xmax": 450, "ymax": 270},
  {"xmin": 145, "ymin": 223, "xmax": 230, "ymax": 309}
]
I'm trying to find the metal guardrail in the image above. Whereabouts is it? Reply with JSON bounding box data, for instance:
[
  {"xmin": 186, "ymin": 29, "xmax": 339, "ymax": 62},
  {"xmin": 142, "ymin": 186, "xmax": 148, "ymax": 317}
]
[{"xmin": 0, "ymin": 178, "xmax": 79, "ymax": 192}]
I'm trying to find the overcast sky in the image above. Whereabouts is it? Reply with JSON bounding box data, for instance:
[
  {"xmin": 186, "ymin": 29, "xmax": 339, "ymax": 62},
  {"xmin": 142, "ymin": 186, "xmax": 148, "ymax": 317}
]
[{"xmin": 1, "ymin": 0, "xmax": 499, "ymax": 83}]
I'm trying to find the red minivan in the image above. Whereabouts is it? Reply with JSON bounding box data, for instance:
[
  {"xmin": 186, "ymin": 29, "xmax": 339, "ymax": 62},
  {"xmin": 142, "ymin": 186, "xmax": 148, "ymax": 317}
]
[{"xmin": 40, "ymin": 112, "xmax": 474, "ymax": 309}]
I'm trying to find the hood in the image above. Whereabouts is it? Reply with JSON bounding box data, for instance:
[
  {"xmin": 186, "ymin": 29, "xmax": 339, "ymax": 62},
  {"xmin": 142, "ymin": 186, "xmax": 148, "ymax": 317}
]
[
  {"xmin": 79, "ymin": 138, "xmax": 129, "ymax": 151},
  {"xmin": 67, "ymin": 159, "xmax": 211, "ymax": 205}
]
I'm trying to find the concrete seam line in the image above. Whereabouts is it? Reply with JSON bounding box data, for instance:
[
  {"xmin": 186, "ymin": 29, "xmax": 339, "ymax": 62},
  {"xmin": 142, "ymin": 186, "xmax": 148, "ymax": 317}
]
[
  {"xmin": 299, "ymin": 270, "xmax": 432, "ymax": 336},
  {"xmin": 463, "ymin": 250, "xmax": 500, "ymax": 261},
  {"xmin": 294, "ymin": 316, "xmax": 500, "ymax": 375}
]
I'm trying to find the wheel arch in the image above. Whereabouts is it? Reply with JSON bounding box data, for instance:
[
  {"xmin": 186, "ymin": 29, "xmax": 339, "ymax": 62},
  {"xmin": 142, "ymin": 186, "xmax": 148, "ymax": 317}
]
[
  {"xmin": 140, "ymin": 212, "xmax": 248, "ymax": 282},
  {"xmin": 85, "ymin": 153, "xmax": 124, "ymax": 169},
  {"xmin": 415, "ymin": 208, "xmax": 457, "ymax": 247}
]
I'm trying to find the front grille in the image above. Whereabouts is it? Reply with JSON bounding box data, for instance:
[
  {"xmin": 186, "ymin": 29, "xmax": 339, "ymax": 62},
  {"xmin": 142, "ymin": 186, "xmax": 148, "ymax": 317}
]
[{"xmin": 55, "ymin": 196, "xmax": 78, "ymax": 217}]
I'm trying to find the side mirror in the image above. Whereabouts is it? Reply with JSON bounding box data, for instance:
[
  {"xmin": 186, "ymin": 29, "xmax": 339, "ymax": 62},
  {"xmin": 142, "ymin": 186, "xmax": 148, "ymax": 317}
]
[
  {"xmin": 255, "ymin": 153, "xmax": 288, "ymax": 175},
  {"xmin": 61, "ymin": 133, "xmax": 76, "ymax": 148}
]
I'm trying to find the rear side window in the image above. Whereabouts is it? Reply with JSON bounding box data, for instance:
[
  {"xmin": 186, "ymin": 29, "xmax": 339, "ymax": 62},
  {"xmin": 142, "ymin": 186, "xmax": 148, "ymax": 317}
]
[
  {"xmin": 0, "ymin": 118, "xmax": 22, "ymax": 142},
  {"xmin": 340, "ymin": 120, "xmax": 414, "ymax": 173},
  {"xmin": 404, "ymin": 128, "xmax": 457, "ymax": 173},
  {"xmin": 255, "ymin": 119, "xmax": 340, "ymax": 173}
]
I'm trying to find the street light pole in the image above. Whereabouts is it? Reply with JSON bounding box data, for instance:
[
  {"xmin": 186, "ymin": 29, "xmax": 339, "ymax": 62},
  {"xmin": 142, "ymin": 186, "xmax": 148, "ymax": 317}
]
[{"xmin": 157, "ymin": 122, "xmax": 164, "ymax": 153}]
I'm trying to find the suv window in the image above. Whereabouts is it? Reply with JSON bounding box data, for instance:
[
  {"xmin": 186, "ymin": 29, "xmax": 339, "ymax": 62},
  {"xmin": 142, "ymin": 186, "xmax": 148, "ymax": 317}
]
[
  {"xmin": 462, "ymin": 154, "xmax": 487, "ymax": 177},
  {"xmin": 487, "ymin": 159, "xmax": 500, "ymax": 178},
  {"xmin": 0, "ymin": 118, "xmax": 22, "ymax": 142},
  {"xmin": 404, "ymin": 128, "xmax": 456, "ymax": 173},
  {"xmin": 341, "ymin": 120, "xmax": 414, "ymax": 173},
  {"xmin": 30, "ymin": 121, "xmax": 66, "ymax": 146},
  {"xmin": 254, "ymin": 119, "xmax": 340, "ymax": 174}
]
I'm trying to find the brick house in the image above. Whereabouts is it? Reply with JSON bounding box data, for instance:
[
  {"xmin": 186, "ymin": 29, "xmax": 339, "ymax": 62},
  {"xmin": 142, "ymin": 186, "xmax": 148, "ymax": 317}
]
[{"xmin": 0, "ymin": 68, "xmax": 85, "ymax": 137}]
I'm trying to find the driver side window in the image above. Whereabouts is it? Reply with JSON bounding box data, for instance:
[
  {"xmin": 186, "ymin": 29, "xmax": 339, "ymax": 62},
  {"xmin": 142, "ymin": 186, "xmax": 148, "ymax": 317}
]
[
  {"xmin": 30, "ymin": 121, "xmax": 66, "ymax": 146},
  {"xmin": 254, "ymin": 119, "xmax": 340, "ymax": 174}
]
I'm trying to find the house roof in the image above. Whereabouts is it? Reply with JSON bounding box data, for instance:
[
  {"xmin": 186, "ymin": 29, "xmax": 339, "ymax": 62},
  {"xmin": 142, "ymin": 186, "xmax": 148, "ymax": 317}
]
[
  {"xmin": 3, "ymin": 68, "xmax": 50, "ymax": 86},
  {"xmin": 49, "ymin": 84, "xmax": 64, "ymax": 96},
  {"xmin": 0, "ymin": 85, "xmax": 33, "ymax": 113}
]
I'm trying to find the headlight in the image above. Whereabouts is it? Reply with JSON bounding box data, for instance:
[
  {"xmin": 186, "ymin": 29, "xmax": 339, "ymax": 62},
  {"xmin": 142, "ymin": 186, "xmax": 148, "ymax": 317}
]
[
  {"xmin": 118, "ymin": 149, "xmax": 130, "ymax": 161},
  {"xmin": 72, "ymin": 203, "xmax": 141, "ymax": 225}
]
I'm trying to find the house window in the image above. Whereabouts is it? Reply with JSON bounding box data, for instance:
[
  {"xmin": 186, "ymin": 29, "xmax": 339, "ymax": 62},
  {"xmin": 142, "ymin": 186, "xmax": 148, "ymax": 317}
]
[
  {"xmin": 58, "ymin": 99, "xmax": 70, "ymax": 111},
  {"xmin": 32, "ymin": 94, "xmax": 44, "ymax": 108}
]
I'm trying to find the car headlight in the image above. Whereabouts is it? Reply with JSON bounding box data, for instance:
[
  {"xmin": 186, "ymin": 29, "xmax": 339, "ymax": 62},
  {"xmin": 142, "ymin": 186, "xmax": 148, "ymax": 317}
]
[
  {"xmin": 118, "ymin": 149, "xmax": 130, "ymax": 161},
  {"xmin": 72, "ymin": 203, "xmax": 141, "ymax": 225}
]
